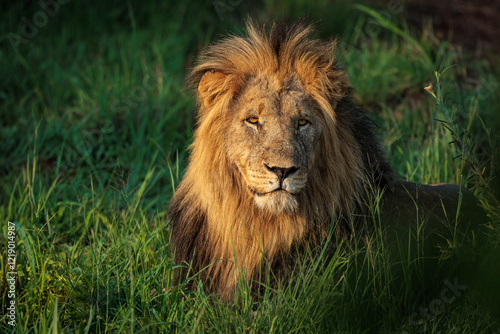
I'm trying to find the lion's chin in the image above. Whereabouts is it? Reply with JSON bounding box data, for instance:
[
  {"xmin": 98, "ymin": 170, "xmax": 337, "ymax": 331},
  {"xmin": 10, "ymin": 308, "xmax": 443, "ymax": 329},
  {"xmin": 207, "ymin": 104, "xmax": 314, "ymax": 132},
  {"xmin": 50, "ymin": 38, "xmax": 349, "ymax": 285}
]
[{"xmin": 253, "ymin": 190, "xmax": 299, "ymax": 214}]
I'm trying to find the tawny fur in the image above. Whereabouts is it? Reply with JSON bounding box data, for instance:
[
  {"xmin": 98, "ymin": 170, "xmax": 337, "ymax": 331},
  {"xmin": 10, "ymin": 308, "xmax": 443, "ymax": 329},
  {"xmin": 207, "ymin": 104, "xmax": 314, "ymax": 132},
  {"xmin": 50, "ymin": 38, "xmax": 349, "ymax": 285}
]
[{"xmin": 169, "ymin": 20, "xmax": 394, "ymax": 299}]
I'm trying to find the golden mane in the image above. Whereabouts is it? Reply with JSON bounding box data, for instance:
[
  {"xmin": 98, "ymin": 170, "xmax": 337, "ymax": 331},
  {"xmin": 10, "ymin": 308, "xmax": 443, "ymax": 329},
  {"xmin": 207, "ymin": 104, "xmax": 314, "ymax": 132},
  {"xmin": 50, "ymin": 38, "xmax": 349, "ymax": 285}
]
[{"xmin": 169, "ymin": 20, "xmax": 393, "ymax": 299}]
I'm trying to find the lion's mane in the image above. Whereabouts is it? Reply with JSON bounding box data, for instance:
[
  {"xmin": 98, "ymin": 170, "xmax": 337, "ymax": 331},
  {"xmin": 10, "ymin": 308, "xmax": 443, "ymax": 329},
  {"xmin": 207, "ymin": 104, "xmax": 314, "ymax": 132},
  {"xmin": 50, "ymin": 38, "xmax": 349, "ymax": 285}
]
[{"xmin": 169, "ymin": 20, "xmax": 393, "ymax": 299}]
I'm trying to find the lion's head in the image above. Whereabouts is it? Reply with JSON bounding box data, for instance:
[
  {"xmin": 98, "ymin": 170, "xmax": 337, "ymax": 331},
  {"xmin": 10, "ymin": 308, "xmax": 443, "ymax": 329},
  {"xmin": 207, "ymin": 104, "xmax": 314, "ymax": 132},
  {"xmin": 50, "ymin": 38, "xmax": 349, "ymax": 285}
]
[
  {"xmin": 221, "ymin": 73, "xmax": 323, "ymax": 214},
  {"xmin": 169, "ymin": 20, "xmax": 392, "ymax": 299}
]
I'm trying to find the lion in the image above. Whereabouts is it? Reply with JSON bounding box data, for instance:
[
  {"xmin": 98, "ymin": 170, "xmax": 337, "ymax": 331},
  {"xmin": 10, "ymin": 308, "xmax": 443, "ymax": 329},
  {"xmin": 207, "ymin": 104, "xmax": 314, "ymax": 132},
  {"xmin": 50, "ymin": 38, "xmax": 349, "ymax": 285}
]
[{"xmin": 168, "ymin": 20, "xmax": 484, "ymax": 300}]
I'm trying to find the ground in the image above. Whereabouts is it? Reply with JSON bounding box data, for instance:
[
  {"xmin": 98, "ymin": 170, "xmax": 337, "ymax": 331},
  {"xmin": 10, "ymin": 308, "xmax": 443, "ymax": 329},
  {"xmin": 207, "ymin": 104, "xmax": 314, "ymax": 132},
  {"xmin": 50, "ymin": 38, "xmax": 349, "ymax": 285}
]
[{"xmin": 406, "ymin": 0, "xmax": 499, "ymax": 60}]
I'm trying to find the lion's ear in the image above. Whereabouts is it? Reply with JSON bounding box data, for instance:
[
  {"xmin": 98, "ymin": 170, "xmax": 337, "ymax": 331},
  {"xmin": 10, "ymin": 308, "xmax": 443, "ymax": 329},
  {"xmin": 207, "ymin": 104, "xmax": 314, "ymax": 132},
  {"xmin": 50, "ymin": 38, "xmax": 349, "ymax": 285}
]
[
  {"xmin": 197, "ymin": 71, "xmax": 229, "ymax": 109},
  {"xmin": 329, "ymin": 68, "xmax": 349, "ymax": 101}
]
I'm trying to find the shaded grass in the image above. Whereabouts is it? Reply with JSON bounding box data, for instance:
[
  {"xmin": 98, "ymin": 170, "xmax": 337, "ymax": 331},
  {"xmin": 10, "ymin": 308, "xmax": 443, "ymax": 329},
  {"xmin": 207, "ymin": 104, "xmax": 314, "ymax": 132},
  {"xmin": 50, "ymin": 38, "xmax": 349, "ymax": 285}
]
[{"xmin": 1, "ymin": 0, "xmax": 499, "ymax": 333}]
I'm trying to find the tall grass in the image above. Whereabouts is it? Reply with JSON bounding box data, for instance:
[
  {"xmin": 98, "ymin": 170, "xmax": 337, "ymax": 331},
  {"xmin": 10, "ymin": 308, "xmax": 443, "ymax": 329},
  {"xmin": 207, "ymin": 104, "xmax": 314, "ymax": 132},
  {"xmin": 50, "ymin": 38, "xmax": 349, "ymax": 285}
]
[{"xmin": 1, "ymin": 1, "xmax": 499, "ymax": 333}]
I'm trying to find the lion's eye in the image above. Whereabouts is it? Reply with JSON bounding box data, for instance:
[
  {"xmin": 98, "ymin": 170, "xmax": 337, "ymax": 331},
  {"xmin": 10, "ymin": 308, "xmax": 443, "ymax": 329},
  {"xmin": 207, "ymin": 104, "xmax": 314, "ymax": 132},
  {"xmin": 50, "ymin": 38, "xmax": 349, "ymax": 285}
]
[
  {"xmin": 246, "ymin": 117, "xmax": 259, "ymax": 125},
  {"xmin": 298, "ymin": 119, "xmax": 309, "ymax": 127}
]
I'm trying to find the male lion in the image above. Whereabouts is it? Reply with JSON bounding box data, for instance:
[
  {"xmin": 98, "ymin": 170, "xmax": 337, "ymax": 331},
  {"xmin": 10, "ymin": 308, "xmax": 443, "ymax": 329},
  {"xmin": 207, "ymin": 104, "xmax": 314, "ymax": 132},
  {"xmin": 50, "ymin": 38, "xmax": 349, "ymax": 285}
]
[{"xmin": 169, "ymin": 20, "xmax": 484, "ymax": 299}]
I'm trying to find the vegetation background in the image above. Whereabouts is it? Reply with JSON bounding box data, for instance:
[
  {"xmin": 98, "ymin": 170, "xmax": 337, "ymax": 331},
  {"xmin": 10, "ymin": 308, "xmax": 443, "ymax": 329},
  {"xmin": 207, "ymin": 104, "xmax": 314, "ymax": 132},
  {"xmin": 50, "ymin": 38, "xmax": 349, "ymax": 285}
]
[{"xmin": 1, "ymin": 0, "xmax": 499, "ymax": 332}]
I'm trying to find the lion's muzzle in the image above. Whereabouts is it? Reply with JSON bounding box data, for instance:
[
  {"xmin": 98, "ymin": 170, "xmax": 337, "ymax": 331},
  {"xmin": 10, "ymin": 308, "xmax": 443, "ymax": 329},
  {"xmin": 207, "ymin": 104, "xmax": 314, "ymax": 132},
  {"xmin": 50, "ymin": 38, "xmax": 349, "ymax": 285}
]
[{"xmin": 245, "ymin": 161, "xmax": 308, "ymax": 213}]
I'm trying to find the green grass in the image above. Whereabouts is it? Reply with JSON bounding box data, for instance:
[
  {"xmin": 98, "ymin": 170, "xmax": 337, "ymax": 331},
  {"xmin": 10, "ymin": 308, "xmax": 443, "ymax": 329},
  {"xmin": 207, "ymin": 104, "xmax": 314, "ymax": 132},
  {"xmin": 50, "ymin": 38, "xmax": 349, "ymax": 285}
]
[{"xmin": 1, "ymin": 0, "xmax": 500, "ymax": 333}]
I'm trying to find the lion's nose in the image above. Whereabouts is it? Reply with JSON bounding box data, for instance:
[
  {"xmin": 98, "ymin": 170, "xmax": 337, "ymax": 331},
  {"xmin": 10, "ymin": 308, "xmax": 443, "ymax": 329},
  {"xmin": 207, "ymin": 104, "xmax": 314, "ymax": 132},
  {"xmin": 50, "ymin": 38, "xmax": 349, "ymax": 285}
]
[{"xmin": 264, "ymin": 164, "xmax": 298, "ymax": 181}]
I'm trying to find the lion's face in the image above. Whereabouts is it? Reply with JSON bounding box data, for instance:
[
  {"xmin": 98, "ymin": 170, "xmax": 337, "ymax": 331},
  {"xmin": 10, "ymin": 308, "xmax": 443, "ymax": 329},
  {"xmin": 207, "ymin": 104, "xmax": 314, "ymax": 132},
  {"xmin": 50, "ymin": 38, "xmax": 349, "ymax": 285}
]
[{"xmin": 225, "ymin": 75, "xmax": 323, "ymax": 214}]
